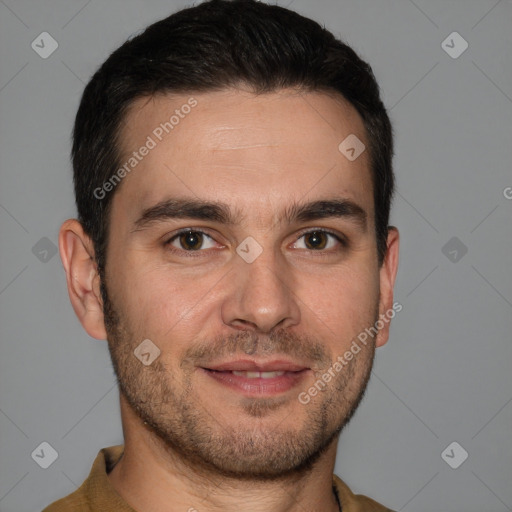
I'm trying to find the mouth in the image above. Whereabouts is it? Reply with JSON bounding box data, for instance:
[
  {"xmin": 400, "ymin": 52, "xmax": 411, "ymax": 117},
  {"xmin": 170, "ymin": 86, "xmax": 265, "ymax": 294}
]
[
  {"xmin": 231, "ymin": 370, "xmax": 286, "ymax": 378},
  {"xmin": 199, "ymin": 359, "xmax": 311, "ymax": 397}
]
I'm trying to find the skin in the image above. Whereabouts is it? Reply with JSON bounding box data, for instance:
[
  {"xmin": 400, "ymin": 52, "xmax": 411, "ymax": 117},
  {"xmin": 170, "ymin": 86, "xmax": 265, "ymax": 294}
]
[{"xmin": 59, "ymin": 87, "xmax": 399, "ymax": 512}]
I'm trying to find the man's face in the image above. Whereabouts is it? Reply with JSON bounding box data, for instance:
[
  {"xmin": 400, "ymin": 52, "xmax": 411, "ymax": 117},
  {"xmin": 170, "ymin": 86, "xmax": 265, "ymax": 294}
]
[{"xmin": 101, "ymin": 88, "xmax": 392, "ymax": 479}]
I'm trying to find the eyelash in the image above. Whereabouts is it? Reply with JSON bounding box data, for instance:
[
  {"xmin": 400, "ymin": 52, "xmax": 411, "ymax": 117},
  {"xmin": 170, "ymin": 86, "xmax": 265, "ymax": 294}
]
[{"xmin": 163, "ymin": 228, "xmax": 347, "ymax": 257}]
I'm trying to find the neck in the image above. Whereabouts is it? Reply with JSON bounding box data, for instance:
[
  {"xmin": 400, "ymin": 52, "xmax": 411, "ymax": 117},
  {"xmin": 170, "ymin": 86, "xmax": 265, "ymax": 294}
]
[{"xmin": 108, "ymin": 394, "xmax": 341, "ymax": 512}]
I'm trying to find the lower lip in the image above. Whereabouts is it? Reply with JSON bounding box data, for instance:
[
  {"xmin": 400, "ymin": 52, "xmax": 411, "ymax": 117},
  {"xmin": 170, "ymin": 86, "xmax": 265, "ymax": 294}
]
[{"xmin": 200, "ymin": 368, "xmax": 309, "ymax": 396}]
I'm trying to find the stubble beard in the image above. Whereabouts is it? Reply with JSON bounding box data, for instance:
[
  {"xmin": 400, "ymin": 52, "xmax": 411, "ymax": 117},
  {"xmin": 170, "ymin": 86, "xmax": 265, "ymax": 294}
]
[{"xmin": 102, "ymin": 279, "xmax": 377, "ymax": 481}]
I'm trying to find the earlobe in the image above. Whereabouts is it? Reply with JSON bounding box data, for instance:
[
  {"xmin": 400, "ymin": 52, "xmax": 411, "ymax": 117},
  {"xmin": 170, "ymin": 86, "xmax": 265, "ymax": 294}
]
[
  {"xmin": 375, "ymin": 227, "xmax": 400, "ymax": 348},
  {"xmin": 58, "ymin": 219, "xmax": 107, "ymax": 340}
]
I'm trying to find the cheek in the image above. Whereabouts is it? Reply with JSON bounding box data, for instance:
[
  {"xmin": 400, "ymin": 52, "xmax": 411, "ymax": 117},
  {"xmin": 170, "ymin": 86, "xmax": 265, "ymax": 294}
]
[
  {"xmin": 296, "ymin": 264, "xmax": 380, "ymax": 346},
  {"xmin": 112, "ymin": 259, "xmax": 224, "ymax": 347}
]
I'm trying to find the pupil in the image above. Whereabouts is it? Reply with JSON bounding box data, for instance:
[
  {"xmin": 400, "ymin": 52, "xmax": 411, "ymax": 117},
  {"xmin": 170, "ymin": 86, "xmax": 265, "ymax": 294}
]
[
  {"xmin": 306, "ymin": 231, "xmax": 326, "ymax": 250},
  {"xmin": 181, "ymin": 231, "xmax": 202, "ymax": 250}
]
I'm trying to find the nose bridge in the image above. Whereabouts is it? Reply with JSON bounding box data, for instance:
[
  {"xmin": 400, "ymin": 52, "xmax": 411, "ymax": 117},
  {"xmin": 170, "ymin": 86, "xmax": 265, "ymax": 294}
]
[
  {"xmin": 243, "ymin": 245, "xmax": 286, "ymax": 298},
  {"xmin": 222, "ymin": 242, "xmax": 301, "ymax": 333}
]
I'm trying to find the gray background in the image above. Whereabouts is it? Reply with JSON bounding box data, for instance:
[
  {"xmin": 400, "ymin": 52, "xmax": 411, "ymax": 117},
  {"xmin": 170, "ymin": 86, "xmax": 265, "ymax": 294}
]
[{"xmin": 0, "ymin": 0, "xmax": 511, "ymax": 511}]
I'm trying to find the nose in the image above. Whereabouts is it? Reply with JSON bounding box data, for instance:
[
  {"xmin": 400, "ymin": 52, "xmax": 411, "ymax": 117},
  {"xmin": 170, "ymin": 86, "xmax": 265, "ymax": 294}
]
[{"xmin": 221, "ymin": 247, "xmax": 301, "ymax": 333}]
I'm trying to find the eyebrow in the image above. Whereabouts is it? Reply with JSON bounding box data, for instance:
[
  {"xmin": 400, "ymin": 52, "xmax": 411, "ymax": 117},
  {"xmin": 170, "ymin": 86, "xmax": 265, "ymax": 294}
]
[{"xmin": 131, "ymin": 197, "xmax": 367, "ymax": 232}]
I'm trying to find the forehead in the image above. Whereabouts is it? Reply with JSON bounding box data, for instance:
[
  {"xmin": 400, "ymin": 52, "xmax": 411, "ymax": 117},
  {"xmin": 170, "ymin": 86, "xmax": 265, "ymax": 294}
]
[{"xmin": 113, "ymin": 88, "xmax": 373, "ymax": 224}]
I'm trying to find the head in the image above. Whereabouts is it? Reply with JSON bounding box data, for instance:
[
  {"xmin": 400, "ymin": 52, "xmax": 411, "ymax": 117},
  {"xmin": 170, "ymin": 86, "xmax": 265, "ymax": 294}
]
[{"xmin": 60, "ymin": 0, "xmax": 399, "ymax": 480}]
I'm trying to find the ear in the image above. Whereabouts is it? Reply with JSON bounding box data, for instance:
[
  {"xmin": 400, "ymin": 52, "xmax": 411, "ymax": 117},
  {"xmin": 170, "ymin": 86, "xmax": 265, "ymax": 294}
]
[
  {"xmin": 58, "ymin": 219, "xmax": 107, "ymax": 340},
  {"xmin": 375, "ymin": 227, "xmax": 400, "ymax": 348}
]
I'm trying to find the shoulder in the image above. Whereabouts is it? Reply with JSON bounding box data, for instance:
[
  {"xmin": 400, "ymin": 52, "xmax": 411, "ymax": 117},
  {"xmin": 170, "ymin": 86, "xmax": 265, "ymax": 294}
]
[
  {"xmin": 333, "ymin": 474, "xmax": 395, "ymax": 512},
  {"xmin": 42, "ymin": 445, "xmax": 125, "ymax": 512},
  {"xmin": 41, "ymin": 485, "xmax": 91, "ymax": 512}
]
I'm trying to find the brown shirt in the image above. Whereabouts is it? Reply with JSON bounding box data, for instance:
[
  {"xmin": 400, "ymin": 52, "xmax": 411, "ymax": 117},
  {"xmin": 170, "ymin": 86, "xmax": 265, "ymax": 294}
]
[{"xmin": 42, "ymin": 445, "xmax": 394, "ymax": 511}]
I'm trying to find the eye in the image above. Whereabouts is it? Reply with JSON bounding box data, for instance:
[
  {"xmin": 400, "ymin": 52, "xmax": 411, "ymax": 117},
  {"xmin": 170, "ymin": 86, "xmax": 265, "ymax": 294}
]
[
  {"xmin": 165, "ymin": 230, "xmax": 218, "ymax": 251},
  {"xmin": 292, "ymin": 230, "xmax": 344, "ymax": 251}
]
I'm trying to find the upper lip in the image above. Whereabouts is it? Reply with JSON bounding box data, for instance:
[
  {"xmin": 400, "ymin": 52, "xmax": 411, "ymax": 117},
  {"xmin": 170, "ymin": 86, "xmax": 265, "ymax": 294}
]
[{"xmin": 202, "ymin": 359, "xmax": 309, "ymax": 372}]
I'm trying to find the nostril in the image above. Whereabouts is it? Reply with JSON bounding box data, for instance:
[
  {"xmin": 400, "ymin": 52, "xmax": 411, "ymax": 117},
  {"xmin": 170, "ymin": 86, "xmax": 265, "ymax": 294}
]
[{"xmin": 231, "ymin": 319, "xmax": 258, "ymax": 331}]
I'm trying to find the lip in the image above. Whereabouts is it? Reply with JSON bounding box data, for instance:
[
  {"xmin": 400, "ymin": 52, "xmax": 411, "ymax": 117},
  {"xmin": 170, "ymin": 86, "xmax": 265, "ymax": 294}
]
[
  {"xmin": 203, "ymin": 358, "xmax": 308, "ymax": 372},
  {"xmin": 199, "ymin": 359, "xmax": 310, "ymax": 397}
]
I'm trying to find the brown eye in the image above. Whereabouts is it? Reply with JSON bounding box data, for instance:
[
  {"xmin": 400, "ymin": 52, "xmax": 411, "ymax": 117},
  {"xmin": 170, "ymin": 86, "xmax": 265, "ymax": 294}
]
[
  {"xmin": 178, "ymin": 231, "xmax": 204, "ymax": 250},
  {"xmin": 292, "ymin": 230, "xmax": 344, "ymax": 252},
  {"xmin": 164, "ymin": 229, "xmax": 220, "ymax": 256},
  {"xmin": 304, "ymin": 231, "xmax": 328, "ymax": 250}
]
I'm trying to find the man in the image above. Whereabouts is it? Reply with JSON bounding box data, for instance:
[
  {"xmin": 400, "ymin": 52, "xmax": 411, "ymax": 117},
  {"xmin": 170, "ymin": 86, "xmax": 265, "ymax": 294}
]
[{"xmin": 45, "ymin": 0, "xmax": 399, "ymax": 510}]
